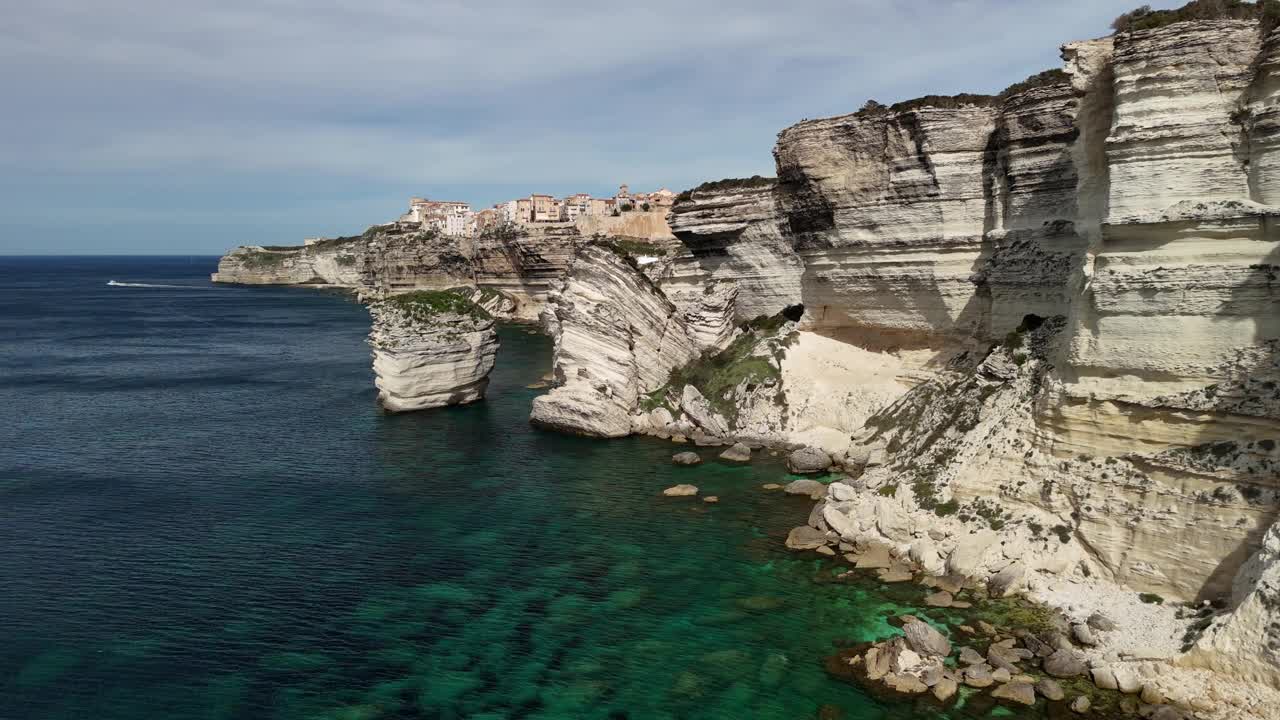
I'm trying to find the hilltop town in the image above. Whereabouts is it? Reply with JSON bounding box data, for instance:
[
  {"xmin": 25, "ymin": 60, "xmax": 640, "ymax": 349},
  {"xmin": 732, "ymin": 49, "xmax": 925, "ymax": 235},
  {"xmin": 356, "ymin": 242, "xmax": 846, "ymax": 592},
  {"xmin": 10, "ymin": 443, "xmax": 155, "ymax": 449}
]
[{"xmin": 382, "ymin": 184, "xmax": 676, "ymax": 239}]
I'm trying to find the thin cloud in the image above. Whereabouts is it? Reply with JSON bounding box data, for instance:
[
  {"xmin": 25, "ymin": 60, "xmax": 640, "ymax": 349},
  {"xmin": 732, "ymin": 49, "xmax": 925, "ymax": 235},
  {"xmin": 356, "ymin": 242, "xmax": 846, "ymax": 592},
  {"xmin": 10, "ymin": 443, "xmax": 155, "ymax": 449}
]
[{"xmin": 0, "ymin": 0, "xmax": 1181, "ymax": 253}]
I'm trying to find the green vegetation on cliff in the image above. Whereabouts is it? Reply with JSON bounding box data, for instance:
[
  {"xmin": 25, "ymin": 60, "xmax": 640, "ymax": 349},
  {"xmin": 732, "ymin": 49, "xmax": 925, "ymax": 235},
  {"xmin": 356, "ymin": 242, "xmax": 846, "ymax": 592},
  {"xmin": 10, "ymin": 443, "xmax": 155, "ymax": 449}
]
[
  {"xmin": 642, "ymin": 308, "xmax": 803, "ymax": 425},
  {"xmin": 382, "ymin": 290, "xmax": 491, "ymax": 323},
  {"xmin": 853, "ymin": 69, "xmax": 1069, "ymax": 119},
  {"xmin": 241, "ymin": 251, "xmax": 289, "ymax": 269},
  {"xmin": 1111, "ymin": 0, "xmax": 1280, "ymax": 33},
  {"xmin": 676, "ymin": 175, "xmax": 775, "ymax": 203}
]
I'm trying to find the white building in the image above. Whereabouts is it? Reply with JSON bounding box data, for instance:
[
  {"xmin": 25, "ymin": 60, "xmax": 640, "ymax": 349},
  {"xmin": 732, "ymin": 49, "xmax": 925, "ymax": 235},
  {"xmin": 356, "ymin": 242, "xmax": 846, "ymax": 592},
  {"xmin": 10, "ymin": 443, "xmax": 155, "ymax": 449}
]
[
  {"xmin": 499, "ymin": 200, "xmax": 521, "ymax": 225},
  {"xmin": 445, "ymin": 209, "xmax": 472, "ymax": 237}
]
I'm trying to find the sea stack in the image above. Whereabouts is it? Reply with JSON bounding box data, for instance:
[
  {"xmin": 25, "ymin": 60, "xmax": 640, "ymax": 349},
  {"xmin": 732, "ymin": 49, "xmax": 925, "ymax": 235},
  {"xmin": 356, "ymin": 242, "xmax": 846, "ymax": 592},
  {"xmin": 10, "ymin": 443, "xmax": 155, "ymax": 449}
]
[{"xmin": 367, "ymin": 290, "xmax": 499, "ymax": 412}]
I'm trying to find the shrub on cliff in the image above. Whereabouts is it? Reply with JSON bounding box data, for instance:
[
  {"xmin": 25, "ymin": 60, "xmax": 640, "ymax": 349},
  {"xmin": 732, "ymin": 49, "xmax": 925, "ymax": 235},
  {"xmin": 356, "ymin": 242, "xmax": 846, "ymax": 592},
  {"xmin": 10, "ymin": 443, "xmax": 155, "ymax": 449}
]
[
  {"xmin": 1111, "ymin": 0, "xmax": 1280, "ymax": 34},
  {"xmin": 997, "ymin": 69, "xmax": 1070, "ymax": 100},
  {"xmin": 678, "ymin": 175, "xmax": 775, "ymax": 201},
  {"xmin": 382, "ymin": 290, "xmax": 491, "ymax": 322}
]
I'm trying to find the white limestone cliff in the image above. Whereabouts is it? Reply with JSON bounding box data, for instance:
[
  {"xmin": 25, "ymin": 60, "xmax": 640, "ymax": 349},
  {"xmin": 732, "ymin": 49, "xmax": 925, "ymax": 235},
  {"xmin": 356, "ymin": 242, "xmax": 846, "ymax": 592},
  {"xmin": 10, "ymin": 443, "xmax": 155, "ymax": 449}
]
[
  {"xmin": 1183, "ymin": 519, "xmax": 1280, "ymax": 688},
  {"xmin": 367, "ymin": 291, "xmax": 499, "ymax": 412},
  {"xmin": 530, "ymin": 244, "xmax": 701, "ymax": 437}
]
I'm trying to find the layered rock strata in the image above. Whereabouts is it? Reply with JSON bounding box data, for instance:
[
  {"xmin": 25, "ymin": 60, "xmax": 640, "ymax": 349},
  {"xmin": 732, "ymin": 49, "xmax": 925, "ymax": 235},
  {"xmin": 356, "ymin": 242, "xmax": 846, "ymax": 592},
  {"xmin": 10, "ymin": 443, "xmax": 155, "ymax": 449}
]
[
  {"xmin": 367, "ymin": 291, "xmax": 499, "ymax": 412},
  {"xmin": 655, "ymin": 16, "xmax": 1280, "ymax": 704},
  {"xmin": 211, "ymin": 238, "xmax": 366, "ymax": 285},
  {"xmin": 530, "ymin": 244, "xmax": 702, "ymax": 437},
  {"xmin": 214, "ymin": 212, "xmax": 678, "ymax": 321}
]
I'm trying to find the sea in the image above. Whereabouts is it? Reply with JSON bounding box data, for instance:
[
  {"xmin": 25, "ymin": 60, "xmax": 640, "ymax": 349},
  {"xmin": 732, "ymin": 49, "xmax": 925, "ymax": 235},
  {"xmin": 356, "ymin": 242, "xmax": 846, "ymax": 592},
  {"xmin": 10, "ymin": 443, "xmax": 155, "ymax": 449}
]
[{"xmin": 0, "ymin": 257, "xmax": 1050, "ymax": 720}]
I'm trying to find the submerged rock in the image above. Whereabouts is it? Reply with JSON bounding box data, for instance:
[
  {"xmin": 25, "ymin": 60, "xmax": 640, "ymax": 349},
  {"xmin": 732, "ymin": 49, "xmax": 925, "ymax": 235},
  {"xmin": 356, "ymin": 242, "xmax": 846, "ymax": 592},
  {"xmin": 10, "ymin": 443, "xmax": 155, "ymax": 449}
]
[
  {"xmin": 785, "ymin": 525, "xmax": 829, "ymax": 550},
  {"xmin": 672, "ymin": 451, "xmax": 702, "ymax": 466},
  {"xmin": 784, "ymin": 478, "xmax": 827, "ymax": 499},
  {"xmin": 1043, "ymin": 649, "xmax": 1087, "ymax": 678},
  {"xmin": 367, "ymin": 291, "xmax": 499, "ymax": 412},
  {"xmin": 1036, "ymin": 677, "xmax": 1065, "ymax": 701},
  {"xmin": 662, "ymin": 484, "xmax": 698, "ymax": 497},
  {"xmin": 992, "ymin": 681, "xmax": 1036, "ymax": 706}
]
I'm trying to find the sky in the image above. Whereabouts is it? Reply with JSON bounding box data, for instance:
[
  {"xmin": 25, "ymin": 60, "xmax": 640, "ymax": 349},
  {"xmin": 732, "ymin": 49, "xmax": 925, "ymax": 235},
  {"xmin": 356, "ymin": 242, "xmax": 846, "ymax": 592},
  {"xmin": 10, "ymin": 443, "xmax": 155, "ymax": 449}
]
[{"xmin": 0, "ymin": 0, "xmax": 1181, "ymax": 255}]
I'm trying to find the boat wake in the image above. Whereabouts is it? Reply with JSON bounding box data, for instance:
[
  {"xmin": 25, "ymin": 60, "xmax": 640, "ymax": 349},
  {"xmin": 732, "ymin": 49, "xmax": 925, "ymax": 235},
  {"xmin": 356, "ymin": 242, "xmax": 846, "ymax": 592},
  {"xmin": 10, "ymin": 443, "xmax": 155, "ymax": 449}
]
[{"xmin": 107, "ymin": 280, "xmax": 202, "ymax": 289}]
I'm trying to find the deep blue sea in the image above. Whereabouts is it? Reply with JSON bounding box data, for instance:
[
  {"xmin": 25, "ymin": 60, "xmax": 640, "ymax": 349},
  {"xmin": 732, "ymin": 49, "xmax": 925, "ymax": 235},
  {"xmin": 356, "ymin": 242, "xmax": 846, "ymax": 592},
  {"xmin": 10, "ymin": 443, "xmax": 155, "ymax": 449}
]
[{"xmin": 0, "ymin": 257, "xmax": 1048, "ymax": 720}]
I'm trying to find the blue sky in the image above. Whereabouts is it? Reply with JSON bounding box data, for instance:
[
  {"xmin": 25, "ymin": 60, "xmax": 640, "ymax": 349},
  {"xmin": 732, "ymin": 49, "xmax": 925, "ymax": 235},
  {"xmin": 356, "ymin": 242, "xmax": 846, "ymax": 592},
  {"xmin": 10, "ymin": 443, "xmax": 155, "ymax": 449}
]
[{"xmin": 0, "ymin": 0, "xmax": 1177, "ymax": 255}]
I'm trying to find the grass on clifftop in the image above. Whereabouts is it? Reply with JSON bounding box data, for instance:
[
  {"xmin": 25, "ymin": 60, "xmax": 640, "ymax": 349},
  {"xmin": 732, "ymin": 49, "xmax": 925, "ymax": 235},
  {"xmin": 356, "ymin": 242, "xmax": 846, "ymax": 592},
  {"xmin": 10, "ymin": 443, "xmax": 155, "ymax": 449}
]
[
  {"xmin": 1111, "ymin": 0, "xmax": 1280, "ymax": 33},
  {"xmin": 383, "ymin": 290, "xmax": 491, "ymax": 322},
  {"xmin": 241, "ymin": 251, "xmax": 288, "ymax": 269},
  {"xmin": 676, "ymin": 175, "xmax": 775, "ymax": 203}
]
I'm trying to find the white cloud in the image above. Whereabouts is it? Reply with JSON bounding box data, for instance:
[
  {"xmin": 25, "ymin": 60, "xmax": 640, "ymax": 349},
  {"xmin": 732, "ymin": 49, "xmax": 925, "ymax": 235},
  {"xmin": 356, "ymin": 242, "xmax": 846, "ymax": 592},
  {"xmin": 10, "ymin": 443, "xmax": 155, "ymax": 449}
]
[{"xmin": 0, "ymin": 0, "xmax": 1186, "ymax": 251}]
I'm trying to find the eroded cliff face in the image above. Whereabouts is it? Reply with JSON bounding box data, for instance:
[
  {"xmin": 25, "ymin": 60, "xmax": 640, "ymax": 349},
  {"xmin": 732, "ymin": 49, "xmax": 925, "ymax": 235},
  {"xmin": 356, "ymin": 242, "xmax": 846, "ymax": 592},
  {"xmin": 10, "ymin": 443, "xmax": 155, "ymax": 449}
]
[
  {"xmin": 212, "ymin": 240, "xmax": 366, "ymax": 285},
  {"xmin": 655, "ymin": 17, "xmax": 1280, "ymax": 698},
  {"xmin": 213, "ymin": 212, "xmax": 676, "ymax": 322},
  {"xmin": 367, "ymin": 292, "xmax": 499, "ymax": 412},
  {"xmin": 530, "ymin": 244, "xmax": 702, "ymax": 437}
]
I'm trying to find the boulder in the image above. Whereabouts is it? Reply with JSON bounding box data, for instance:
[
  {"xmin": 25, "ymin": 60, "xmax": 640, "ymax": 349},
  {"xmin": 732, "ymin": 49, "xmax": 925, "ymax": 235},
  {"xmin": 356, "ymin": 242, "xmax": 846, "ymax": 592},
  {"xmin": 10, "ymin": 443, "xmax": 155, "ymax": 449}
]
[
  {"xmin": 1140, "ymin": 682, "xmax": 1164, "ymax": 705},
  {"xmin": 1043, "ymin": 649, "xmax": 1088, "ymax": 678},
  {"xmin": 959, "ymin": 647, "xmax": 986, "ymax": 666},
  {"xmin": 1087, "ymin": 611, "xmax": 1117, "ymax": 631},
  {"xmin": 1072, "ymin": 623, "xmax": 1097, "ymax": 647},
  {"xmin": 963, "ymin": 664, "xmax": 994, "ymax": 688},
  {"xmin": 827, "ymin": 481, "xmax": 858, "ymax": 502},
  {"xmin": 865, "ymin": 647, "xmax": 890, "ymax": 681},
  {"xmin": 853, "ymin": 545, "xmax": 893, "ymax": 569},
  {"xmin": 883, "ymin": 672, "xmax": 928, "ymax": 694},
  {"xmin": 902, "ymin": 619, "xmax": 951, "ymax": 658},
  {"xmin": 821, "ymin": 504, "xmax": 860, "ymax": 540},
  {"xmin": 891, "ymin": 647, "xmax": 922, "ymax": 673},
  {"xmin": 992, "ymin": 667, "xmax": 1012, "ymax": 683},
  {"xmin": 718, "ymin": 442, "xmax": 752, "ymax": 462},
  {"xmin": 672, "ymin": 452, "xmax": 701, "ymax": 466},
  {"xmin": 992, "ymin": 682, "xmax": 1036, "ymax": 706},
  {"xmin": 987, "ymin": 649, "xmax": 1019, "ymax": 673},
  {"xmin": 877, "ymin": 567, "xmax": 913, "ymax": 583},
  {"xmin": 932, "ymin": 677, "xmax": 958, "ymax": 702},
  {"xmin": 1091, "ymin": 666, "xmax": 1118, "ymax": 690},
  {"xmin": 703, "ymin": 495, "xmax": 719, "ymax": 504},
  {"xmin": 1113, "ymin": 665, "xmax": 1142, "ymax": 694},
  {"xmin": 784, "ymin": 478, "xmax": 827, "ymax": 499},
  {"xmin": 948, "ymin": 530, "xmax": 998, "ymax": 577},
  {"xmin": 987, "ymin": 562, "xmax": 1025, "ymax": 598},
  {"xmin": 807, "ymin": 501, "xmax": 829, "ymax": 531},
  {"xmin": 679, "ymin": 384, "xmax": 731, "ymax": 438},
  {"xmin": 1021, "ymin": 632, "xmax": 1053, "ymax": 658},
  {"xmin": 785, "ymin": 525, "xmax": 829, "ymax": 550},
  {"xmin": 787, "ymin": 446, "xmax": 832, "ymax": 474},
  {"xmin": 1071, "ymin": 696, "xmax": 1091, "ymax": 713},
  {"xmin": 662, "ymin": 484, "xmax": 698, "ymax": 496},
  {"xmin": 1036, "ymin": 677, "xmax": 1065, "ymax": 701},
  {"xmin": 923, "ymin": 591, "xmax": 954, "ymax": 608}
]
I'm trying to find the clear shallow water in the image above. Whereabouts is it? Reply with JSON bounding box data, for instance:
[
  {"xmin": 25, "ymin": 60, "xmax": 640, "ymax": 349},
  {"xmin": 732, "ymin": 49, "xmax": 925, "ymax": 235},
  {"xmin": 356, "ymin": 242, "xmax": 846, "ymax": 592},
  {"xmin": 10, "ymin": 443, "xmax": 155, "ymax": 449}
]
[{"xmin": 0, "ymin": 257, "xmax": 1047, "ymax": 720}]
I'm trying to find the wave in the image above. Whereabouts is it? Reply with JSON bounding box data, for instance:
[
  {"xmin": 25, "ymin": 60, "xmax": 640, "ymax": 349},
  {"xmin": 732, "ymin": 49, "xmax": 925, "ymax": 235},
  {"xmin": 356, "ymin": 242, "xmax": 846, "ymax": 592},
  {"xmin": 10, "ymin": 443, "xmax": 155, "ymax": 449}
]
[{"xmin": 107, "ymin": 280, "xmax": 204, "ymax": 289}]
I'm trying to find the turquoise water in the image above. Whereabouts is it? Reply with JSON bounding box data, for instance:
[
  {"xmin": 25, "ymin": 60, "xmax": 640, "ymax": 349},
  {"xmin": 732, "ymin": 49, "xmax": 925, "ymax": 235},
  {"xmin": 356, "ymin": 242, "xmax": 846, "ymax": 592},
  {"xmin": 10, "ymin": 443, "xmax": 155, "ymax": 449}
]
[{"xmin": 0, "ymin": 258, "xmax": 1048, "ymax": 720}]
